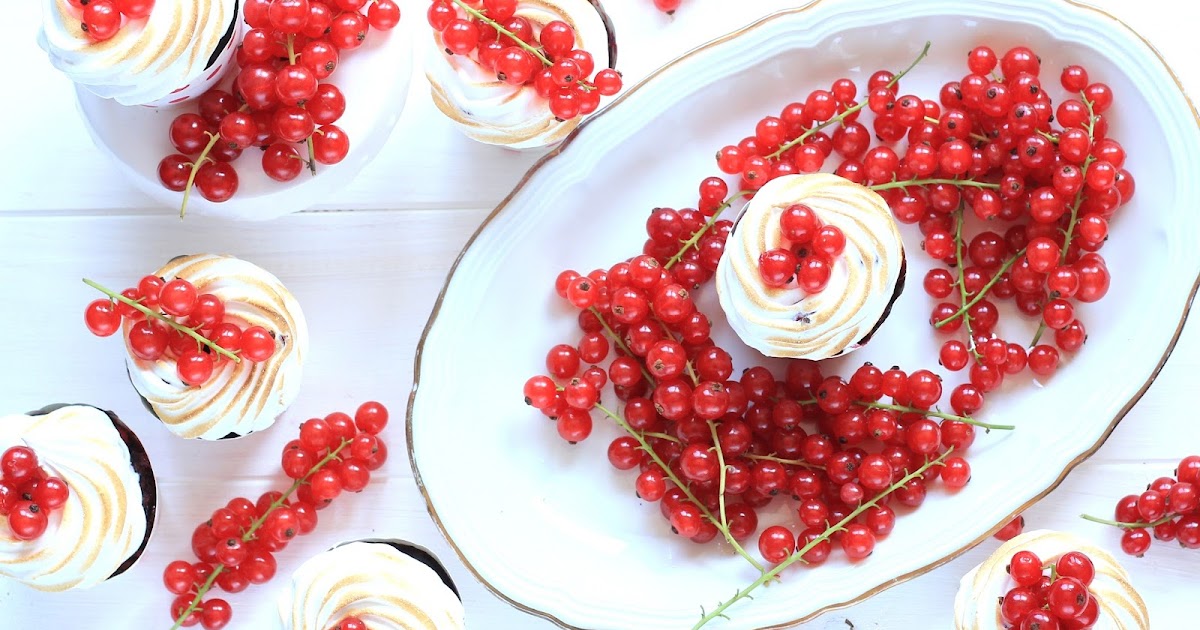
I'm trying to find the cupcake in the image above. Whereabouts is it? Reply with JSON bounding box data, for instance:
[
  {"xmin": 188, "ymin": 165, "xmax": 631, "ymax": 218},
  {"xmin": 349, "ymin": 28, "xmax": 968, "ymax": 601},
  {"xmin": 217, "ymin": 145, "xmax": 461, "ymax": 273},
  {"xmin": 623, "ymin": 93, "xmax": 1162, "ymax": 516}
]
[
  {"xmin": 955, "ymin": 530, "xmax": 1150, "ymax": 629},
  {"xmin": 0, "ymin": 404, "xmax": 156, "ymax": 591},
  {"xmin": 126, "ymin": 254, "xmax": 308, "ymax": 440},
  {"xmin": 37, "ymin": 0, "xmax": 241, "ymax": 107},
  {"xmin": 426, "ymin": 0, "xmax": 616, "ymax": 150},
  {"xmin": 716, "ymin": 173, "xmax": 906, "ymax": 360},
  {"xmin": 277, "ymin": 540, "xmax": 465, "ymax": 629}
]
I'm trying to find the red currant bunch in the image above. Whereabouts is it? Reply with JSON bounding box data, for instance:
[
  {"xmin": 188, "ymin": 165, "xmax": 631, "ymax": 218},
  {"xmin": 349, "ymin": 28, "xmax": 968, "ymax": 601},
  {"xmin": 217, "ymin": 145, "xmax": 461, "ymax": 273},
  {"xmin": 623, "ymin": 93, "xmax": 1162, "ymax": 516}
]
[
  {"xmin": 757, "ymin": 203, "xmax": 845, "ymax": 292},
  {"xmin": 1000, "ymin": 549, "xmax": 1099, "ymax": 628},
  {"xmin": 84, "ymin": 275, "xmax": 277, "ymax": 386},
  {"xmin": 1083, "ymin": 454, "xmax": 1200, "ymax": 555},
  {"xmin": 0, "ymin": 446, "xmax": 70, "ymax": 541},
  {"xmin": 68, "ymin": 0, "xmax": 154, "ymax": 43},
  {"xmin": 164, "ymin": 402, "xmax": 389, "ymax": 629},
  {"xmin": 426, "ymin": 0, "xmax": 623, "ymax": 120},
  {"xmin": 519, "ymin": 40, "xmax": 1137, "ymax": 622},
  {"xmin": 158, "ymin": 0, "xmax": 401, "ymax": 214}
]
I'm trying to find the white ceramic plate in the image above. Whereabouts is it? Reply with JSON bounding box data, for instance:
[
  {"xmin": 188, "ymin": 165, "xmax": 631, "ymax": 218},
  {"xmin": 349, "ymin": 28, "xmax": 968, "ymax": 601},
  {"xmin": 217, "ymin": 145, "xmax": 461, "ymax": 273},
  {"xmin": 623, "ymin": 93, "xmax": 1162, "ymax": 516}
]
[
  {"xmin": 408, "ymin": 0, "xmax": 1200, "ymax": 627},
  {"xmin": 75, "ymin": 8, "xmax": 414, "ymax": 221}
]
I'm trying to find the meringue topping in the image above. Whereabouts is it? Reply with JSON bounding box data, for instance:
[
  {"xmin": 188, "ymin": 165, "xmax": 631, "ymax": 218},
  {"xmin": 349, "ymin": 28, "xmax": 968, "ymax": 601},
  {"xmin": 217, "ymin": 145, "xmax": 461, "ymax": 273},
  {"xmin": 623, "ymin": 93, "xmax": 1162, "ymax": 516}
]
[
  {"xmin": 716, "ymin": 173, "xmax": 905, "ymax": 360},
  {"xmin": 125, "ymin": 254, "xmax": 308, "ymax": 440},
  {"xmin": 954, "ymin": 530, "xmax": 1150, "ymax": 629},
  {"xmin": 37, "ymin": 0, "xmax": 238, "ymax": 106},
  {"xmin": 0, "ymin": 406, "xmax": 149, "ymax": 591},
  {"xmin": 277, "ymin": 542, "xmax": 465, "ymax": 630},
  {"xmin": 425, "ymin": 0, "xmax": 610, "ymax": 149}
]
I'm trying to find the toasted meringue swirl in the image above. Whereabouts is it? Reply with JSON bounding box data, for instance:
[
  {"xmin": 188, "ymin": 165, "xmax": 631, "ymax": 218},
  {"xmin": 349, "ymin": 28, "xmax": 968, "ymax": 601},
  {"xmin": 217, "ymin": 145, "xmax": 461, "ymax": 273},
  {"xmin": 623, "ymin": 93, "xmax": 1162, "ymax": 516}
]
[
  {"xmin": 37, "ymin": 0, "xmax": 237, "ymax": 106},
  {"xmin": 955, "ymin": 530, "xmax": 1150, "ymax": 629},
  {"xmin": 426, "ymin": 0, "xmax": 610, "ymax": 149},
  {"xmin": 0, "ymin": 406, "xmax": 149, "ymax": 592},
  {"xmin": 125, "ymin": 254, "xmax": 307, "ymax": 440},
  {"xmin": 716, "ymin": 173, "xmax": 905, "ymax": 360},
  {"xmin": 278, "ymin": 542, "xmax": 465, "ymax": 630}
]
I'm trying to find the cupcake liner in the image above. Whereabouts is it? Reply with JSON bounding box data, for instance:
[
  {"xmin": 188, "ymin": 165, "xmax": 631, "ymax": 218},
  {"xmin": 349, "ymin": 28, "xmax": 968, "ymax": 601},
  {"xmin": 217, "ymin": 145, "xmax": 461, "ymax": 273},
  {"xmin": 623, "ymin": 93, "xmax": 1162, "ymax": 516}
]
[{"xmin": 346, "ymin": 539, "xmax": 461, "ymax": 601}]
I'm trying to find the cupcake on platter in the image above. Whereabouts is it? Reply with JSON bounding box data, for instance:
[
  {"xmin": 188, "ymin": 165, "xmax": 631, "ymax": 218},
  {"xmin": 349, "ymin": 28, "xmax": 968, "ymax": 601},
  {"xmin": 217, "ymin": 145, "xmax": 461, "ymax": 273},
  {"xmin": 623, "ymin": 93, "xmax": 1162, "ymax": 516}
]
[
  {"xmin": 0, "ymin": 404, "xmax": 156, "ymax": 592},
  {"xmin": 84, "ymin": 254, "xmax": 308, "ymax": 440},
  {"xmin": 955, "ymin": 529, "xmax": 1150, "ymax": 629},
  {"xmin": 717, "ymin": 173, "xmax": 907, "ymax": 360},
  {"xmin": 37, "ymin": 0, "xmax": 241, "ymax": 107},
  {"xmin": 426, "ymin": 0, "xmax": 618, "ymax": 150},
  {"xmin": 277, "ymin": 540, "xmax": 465, "ymax": 629}
]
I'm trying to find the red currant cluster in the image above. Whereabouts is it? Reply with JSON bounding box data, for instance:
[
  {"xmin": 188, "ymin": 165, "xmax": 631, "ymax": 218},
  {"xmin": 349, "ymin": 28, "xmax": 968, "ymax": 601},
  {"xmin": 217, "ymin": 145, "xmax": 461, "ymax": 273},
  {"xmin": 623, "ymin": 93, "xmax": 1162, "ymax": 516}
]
[
  {"xmin": 426, "ymin": 0, "xmax": 622, "ymax": 120},
  {"xmin": 521, "ymin": 41, "xmax": 1133, "ymax": 625},
  {"xmin": 759, "ymin": 204, "xmax": 846, "ymax": 292},
  {"xmin": 1082, "ymin": 455, "xmax": 1200, "ymax": 556},
  {"xmin": 1000, "ymin": 549, "xmax": 1099, "ymax": 629},
  {"xmin": 0, "ymin": 447, "xmax": 70, "ymax": 541},
  {"xmin": 70, "ymin": 0, "xmax": 153, "ymax": 42},
  {"xmin": 84, "ymin": 275, "xmax": 276, "ymax": 386},
  {"xmin": 158, "ymin": 0, "xmax": 400, "ymax": 213},
  {"xmin": 164, "ymin": 402, "xmax": 389, "ymax": 630}
]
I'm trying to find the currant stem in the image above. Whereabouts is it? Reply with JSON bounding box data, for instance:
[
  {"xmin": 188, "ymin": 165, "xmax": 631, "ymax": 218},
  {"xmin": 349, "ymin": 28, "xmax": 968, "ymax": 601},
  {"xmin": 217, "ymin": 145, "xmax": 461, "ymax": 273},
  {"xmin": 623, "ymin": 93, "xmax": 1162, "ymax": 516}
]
[
  {"xmin": 1079, "ymin": 513, "xmax": 1175, "ymax": 529},
  {"xmin": 868, "ymin": 178, "xmax": 1001, "ymax": 192},
  {"xmin": 83, "ymin": 278, "xmax": 241, "ymax": 363},
  {"xmin": 587, "ymin": 306, "xmax": 656, "ymax": 386},
  {"xmin": 593, "ymin": 402, "xmax": 768, "ymax": 575},
  {"xmin": 863, "ymin": 401, "xmax": 1014, "ymax": 431},
  {"xmin": 449, "ymin": 0, "xmax": 552, "ymax": 66},
  {"xmin": 1057, "ymin": 94, "xmax": 1098, "ymax": 267},
  {"xmin": 932, "ymin": 248, "xmax": 1026, "ymax": 328},
  {"xmin": 708, "ymin": 421, "xmax": 730, "ymax": 531},
  {"xmin": 168, "ymin": 438, "xmax": 351, "ymax": 630},
  {"xmin": 788, "ymin": 396, "xmax": 1010, "ymax": 430},
  {"xmin": 692, "ymin": 448, "xmax": 954, "ymax": 629},
  {"xmin": 286, "ymin": 33, "xmax": 320, "ymax": 177},
  {"xmin": 178, "ymin": 132, "xmax": 222, "ymax": 219},
  {"xmin": 953, "ymin": 209, "xmax": 983, "ymax": 362},
  {"xmin": 665, "ymin": 189, "xmax": 754, "ymax": 270},
  {"xmin": 744, "ymin": 453, "xmax": 823, "ymax": 469},
  {"xmin": 768, "ymin": 41, "xmax": 932, "ymax": 161}
]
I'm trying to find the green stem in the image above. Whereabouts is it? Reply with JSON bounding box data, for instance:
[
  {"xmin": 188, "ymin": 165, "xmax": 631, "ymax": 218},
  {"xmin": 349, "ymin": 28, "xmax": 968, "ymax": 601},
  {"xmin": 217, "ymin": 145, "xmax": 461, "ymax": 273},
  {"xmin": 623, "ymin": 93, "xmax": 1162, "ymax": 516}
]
[
  {"xmin": 864, "ymin": 401, "xmax": 1014, "ymax": 431},
  {"xmin": 643, "ymin": 431, "xmax": 681, "ymax": 443},
  {"xmin": 708, "ymin": 421, "xmax": 730, "ymax": 531},
  {"xmin": 178, "ymin": 132, "xmax": 221, "ymax": 219},
  {"xmin": 665, "ymin": 189, "xmax": 754, "ymax": 270},
  {"xmin": 286, "ymin": 34, "xmax": 319, "ymax": 177},
  {"xmin": 450, "ymin": 0, "xmax": 552, "ymax": 66},
  {"xmin": 594, "ymin": 402, "xmax": 767, "ymax": 575},
  {"xmin": 169, "ymin": 439, "xmax": 351, "ymax": 630},
  {"xmin": 588, "ymin": 306, "xmax": 656, "ymax": 386},
  {"xmin": 744, "ymin": 453, "xmax": 823, "ymax": 469},
  {"xmin": 1080, "ymin": 513, "xmax": 1174, "ymax": 529},
  {"xmin": 83, "ymin": 278, "xmax": 241, "ymax": 363},
  {"xmin": 868, "ymin": 178, "xmax": 1000, "ymax": 192},
  {"xmin": 768, "ymin": 41, "xmax": 932, "ymax": 160},
  {"xmin": 693, "ymin": 449, "xmax": 954, "ymax": 629},
  {"xmin": 932, "ymin": 248, "xmax": 1026, "ymax": 328},
  {"xmin": 1029, "ymin": 322, "xmax": 1048, "ymax": 348},
  {"xmin": 1058, "ymin": 94, "xmax": 1098, "ymax": 267},
  {"xmin": 952, "ymin": 209, "xmax": 982, "ymax": 362}
]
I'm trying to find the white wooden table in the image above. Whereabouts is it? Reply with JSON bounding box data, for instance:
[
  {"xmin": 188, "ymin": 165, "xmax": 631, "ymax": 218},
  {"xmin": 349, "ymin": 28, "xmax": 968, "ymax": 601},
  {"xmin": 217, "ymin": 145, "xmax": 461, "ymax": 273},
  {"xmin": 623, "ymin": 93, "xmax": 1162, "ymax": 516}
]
[{"xmin": 2, "ymin": 0, "xmax": 1198, "ymax": 627}]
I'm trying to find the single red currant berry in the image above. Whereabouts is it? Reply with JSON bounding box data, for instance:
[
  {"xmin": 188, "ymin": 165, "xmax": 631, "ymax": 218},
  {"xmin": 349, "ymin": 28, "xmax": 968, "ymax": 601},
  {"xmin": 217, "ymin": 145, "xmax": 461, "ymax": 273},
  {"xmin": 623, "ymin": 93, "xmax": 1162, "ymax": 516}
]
[
  {"xmin": 240, "ymin": 326, "xmax": 277, "ymax": 362},
  {"xmin": 84, "ymin": 299, "xmax": 122, "ymax": 337},
  {"xmin": 758, "ymin": 525, "xmax": 796, "ymax": 563},
  {"xmin": 1056, "ymin": 551, "xmax": 1095, "ymax": 586}
]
